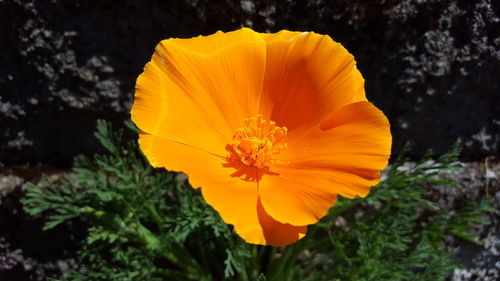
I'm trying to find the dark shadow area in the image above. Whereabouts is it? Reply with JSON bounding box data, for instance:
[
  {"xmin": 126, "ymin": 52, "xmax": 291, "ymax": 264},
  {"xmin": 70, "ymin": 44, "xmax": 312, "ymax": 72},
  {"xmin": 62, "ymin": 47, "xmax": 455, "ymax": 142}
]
[{"xmin": 0, "ymin": 170, "xmax": 86, "ymax": 281}]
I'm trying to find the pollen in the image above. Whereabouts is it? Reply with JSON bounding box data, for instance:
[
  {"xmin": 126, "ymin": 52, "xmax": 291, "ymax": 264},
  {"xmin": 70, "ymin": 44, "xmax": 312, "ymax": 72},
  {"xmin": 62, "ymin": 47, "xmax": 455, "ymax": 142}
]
[{"xmin": 229, "ymin": 115, "xmax": 287, "ymax": 169}]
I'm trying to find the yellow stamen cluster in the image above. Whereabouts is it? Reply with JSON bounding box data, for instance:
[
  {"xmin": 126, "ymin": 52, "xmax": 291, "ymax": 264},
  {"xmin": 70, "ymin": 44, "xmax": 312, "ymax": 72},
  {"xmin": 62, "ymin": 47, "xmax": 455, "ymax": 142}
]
[{"xmin": 231, "ymin": 115, "xmax": 287, "ymax": 168}]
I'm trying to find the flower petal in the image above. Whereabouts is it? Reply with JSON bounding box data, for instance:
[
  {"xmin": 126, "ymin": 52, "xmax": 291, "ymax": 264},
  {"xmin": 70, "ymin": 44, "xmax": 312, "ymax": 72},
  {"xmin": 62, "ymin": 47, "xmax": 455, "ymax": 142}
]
[
  {"xmin": 256, "ymin": 198, "xmax": 307, "ymax": 246},
  {"xmin": 258, "ymin": 173, "xmax": 338, "ymax": 226},
  {"xmin": 281, "ymin": 101, "xmax": 391, "ymax": 172},
  {"xmin": 131, "ymin": 28, "xmax": 267, "ymax": 156},
  {"xmin": 202, "ymin": 177, "xmax": 307, "ymax": 246},
  {"xmin": 138, "ymin": 132, "xmax": 226, "ymax": 189},
  {"xmin": 258, "ymin": 30, "xmax": 366, "ymax": 130},
  {"xmin": 259, "ymin": 101, "xmax": 391, "ymax": 226},
  {"xmin": 139, "ymin": 133, "xmax": 305, "ymax": 245}
]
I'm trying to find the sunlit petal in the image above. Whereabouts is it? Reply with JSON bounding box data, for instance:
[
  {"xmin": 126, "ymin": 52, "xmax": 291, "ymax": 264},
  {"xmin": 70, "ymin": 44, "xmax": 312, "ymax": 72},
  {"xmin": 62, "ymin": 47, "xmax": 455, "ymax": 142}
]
[
  {"xmin": 133, "ymin": 28, "xmax": 392, "ymax": 246},
  {"xmin": 132, "ymin": 28, "xmax": 267, "ymax": 156}
]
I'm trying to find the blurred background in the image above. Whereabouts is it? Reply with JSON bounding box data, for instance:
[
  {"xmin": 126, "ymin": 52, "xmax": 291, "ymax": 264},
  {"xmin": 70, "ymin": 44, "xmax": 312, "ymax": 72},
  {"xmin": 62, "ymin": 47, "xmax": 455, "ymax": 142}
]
[{"xmin": 0, "ymin": 0, "xmax": 499, "ymax": 280}]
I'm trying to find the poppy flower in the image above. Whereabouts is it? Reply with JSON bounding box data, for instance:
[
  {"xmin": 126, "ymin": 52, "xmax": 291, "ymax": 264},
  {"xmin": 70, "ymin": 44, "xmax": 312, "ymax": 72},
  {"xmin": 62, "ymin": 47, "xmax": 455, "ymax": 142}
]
[{"xmin": 131, "ymin": 28, "xmax": 391, "ymax": 246}]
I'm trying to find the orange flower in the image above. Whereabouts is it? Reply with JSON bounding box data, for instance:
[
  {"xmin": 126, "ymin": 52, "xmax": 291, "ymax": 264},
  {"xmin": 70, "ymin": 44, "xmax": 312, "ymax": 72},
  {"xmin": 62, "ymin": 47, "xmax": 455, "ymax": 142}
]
[{"xmin": 131, "ymin": 28, "xmax": 391, "ymax": 246}]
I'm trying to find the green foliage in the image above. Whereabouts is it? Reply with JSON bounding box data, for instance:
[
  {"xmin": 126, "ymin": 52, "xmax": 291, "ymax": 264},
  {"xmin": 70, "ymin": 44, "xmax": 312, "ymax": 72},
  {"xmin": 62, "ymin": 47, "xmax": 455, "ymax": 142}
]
[
  {"xmin": 280, "ymin": 142, "xmax": 494, "ymax": 281},
  {"xmin": 23, "ymin": 120, "xmax": 247, "ymax": 281},
  {"xmin": 22, "ymin": 122, "xmax": 493, "ymax": 281}
]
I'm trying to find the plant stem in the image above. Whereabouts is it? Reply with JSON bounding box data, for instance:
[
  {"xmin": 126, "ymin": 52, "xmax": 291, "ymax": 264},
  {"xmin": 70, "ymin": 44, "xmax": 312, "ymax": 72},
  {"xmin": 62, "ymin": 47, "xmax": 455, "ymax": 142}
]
[{"xmin": 146, "ymin": 204, "xmax": 164, "ymax": 231}]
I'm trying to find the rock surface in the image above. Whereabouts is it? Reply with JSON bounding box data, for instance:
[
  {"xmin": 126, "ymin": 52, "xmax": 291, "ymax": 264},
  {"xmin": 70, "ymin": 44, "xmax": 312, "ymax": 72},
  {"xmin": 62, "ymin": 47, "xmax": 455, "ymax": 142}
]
[
  {"xmin": 1, "ymin": 0, "xmax": 499, "ymax": 165},
  {"xmin": 439, "ymin": 158, "xmax": 500, "ymax": 281},
  {"xmin": 0, "ymin": 166, "xmax": 83, "ymax": 281}
]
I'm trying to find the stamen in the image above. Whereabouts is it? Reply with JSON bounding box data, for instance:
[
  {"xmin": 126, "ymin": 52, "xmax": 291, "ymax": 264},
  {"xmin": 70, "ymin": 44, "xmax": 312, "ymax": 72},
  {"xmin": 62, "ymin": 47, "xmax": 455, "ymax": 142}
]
[{"xmin": 229, "ymin": 115, "xmax": 287, "ymax": 169}]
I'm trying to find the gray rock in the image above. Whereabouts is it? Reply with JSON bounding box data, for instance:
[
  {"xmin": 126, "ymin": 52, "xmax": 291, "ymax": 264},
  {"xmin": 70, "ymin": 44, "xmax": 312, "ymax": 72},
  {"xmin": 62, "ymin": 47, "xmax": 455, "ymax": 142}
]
[
  {"xmin": 436, "ymin": 158, "xmax": 500, "ymax": 281},
  {"xmin": 0, "ymin": 169, "xmax": 82, "ymax": 281},
  {"xmin": 1, "ymin": 0, "xmax": 499, "ymax": 165}
]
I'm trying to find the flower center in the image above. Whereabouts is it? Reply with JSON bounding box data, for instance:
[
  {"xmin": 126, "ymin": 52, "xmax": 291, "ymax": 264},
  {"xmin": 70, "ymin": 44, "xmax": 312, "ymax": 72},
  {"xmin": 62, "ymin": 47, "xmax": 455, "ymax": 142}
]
[{"xmin": 229, "ymin": 115, "xmax": 287, "ymax": 169}]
